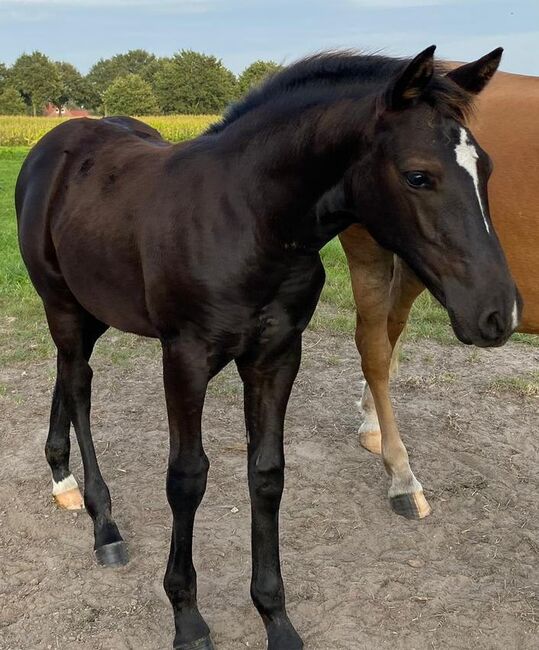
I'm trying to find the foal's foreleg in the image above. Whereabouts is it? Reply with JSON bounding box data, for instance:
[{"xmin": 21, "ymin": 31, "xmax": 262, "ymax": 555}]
[
  {"xmin": 237, "ymin": 337, "xmax": 303, "ymax": 650},
  {"xmin": 46, "ymin": 305, "xmax": 126, "ymax": 565},
  {"xmin": 161, "ymin": 337, "xmax": 214, "ymax": 650}
]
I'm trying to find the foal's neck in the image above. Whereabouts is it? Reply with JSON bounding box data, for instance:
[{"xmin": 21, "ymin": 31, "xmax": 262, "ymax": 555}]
[{"xmin": 215, "ymin": 95, "xmax": 375, "ymax": 250}]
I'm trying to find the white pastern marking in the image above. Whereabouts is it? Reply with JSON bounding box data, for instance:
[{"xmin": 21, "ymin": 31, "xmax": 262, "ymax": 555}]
[
  {"xmin": 52, "ymin": 473, "xmax": 79, "ymax": 496},
  {"xmin": 511, "ymin": 299, "xmax": 519, "ymax": 330},
  {"xmin": 454, "ymin": 127, "xmax": 490, "ymax": 234},
  {"xmin": 388, "ymin": 473, "xmax": 423, "ymax": 498},
  {"xmin": 357, "ymin": 398, "xmax": 380, "ymax": 432}
]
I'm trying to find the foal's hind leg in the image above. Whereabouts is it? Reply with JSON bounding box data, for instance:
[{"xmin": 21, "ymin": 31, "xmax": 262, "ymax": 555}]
[
  {"xmin": 45, "ymin": 303, "xmax": 127, "ymax": 566},
  {"xmin": 237, "ymin": 336, "xmax": 303, "ymax": 650},
  {"xmin": 46, "ymin": 317, "xmax": 108, "ymax": 510},
  {"xmin": 341, "ymin": 226, "xmax": 430, "ymax": 519}
]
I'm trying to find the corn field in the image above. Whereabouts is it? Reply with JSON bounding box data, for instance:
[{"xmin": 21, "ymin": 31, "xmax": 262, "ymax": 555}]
[{"xmin": 0, "ymin": 115, "xmax": 219, "ymax": 146}]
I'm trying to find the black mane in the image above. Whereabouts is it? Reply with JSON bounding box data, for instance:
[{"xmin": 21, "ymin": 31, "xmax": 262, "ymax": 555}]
[{"xmin": 206, "ymin": 51, "xmax": 471, "ymax": 135}]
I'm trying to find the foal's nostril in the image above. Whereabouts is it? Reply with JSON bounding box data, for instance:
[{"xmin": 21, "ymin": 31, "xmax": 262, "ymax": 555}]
[{"xmin": 479, "ymin": 310, "xmax": 506, "ymax": 341}]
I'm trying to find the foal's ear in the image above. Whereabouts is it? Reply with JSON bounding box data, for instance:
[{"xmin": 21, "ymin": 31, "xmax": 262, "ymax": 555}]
[
  {"xmin": 446, "ymin": 48, "xmax": 503, "ymax": 94},
  {"xmin": 384, "ymin": 45, "xmax": 436, "ymax": 110}
]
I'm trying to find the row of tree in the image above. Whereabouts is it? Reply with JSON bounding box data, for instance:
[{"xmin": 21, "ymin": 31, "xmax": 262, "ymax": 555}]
[{"xmin": 0, "ymin": 50, "xmax": 282, "ymax": 116}]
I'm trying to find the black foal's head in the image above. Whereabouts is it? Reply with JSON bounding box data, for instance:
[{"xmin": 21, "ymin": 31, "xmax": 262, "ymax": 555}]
[{"xmin": 345, "ymin": 46, "xmax": 521, "ymax": 347}]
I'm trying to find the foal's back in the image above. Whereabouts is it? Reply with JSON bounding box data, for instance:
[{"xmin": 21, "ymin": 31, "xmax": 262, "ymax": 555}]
[
  {"xmin": 15, "ymin": 118, "xmax": 252, "ymax": 338},
  {"xmin": 472, "ymin": 71, "xmax": 539, "ymax": 333}
]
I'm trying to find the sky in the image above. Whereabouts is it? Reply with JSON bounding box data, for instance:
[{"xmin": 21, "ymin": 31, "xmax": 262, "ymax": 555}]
[{"xmin": 0, "ymin": 0, "xmax": 538, "ymax": 76}]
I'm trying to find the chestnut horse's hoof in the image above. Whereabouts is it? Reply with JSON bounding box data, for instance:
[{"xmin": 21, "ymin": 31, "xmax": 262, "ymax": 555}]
[
  {"xmin": 358, "ymin": 428, "xmax": 382, "ymax": 455},
  {"xmin": 95, "ymin": 540, "xmax": 129, "ymax": 567},
  {"xmin": 174, "ymin": 636, "xmax": 215, "ymax": 650},
  {"xmin": 389, "ymin": 491, "xmax": 431, "ymax": 519}
]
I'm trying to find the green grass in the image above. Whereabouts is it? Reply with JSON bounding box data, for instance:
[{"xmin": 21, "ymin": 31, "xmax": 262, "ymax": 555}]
[
  {"xmin": 0, "ymin": 146, "xmax": 537, "ymax": 366},
  {"xmin": 488, "ymin": 371, "xmax": 539, "ymax": 397},
  {"xmin": 0, "ymin": 147, "xmax": 54, "ymax": 363}
]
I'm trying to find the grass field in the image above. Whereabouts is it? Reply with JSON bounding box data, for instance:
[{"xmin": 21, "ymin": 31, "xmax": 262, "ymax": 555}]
[{"xmin": 0, "ymin": 146, "xmax": 535, "ymax": 366}]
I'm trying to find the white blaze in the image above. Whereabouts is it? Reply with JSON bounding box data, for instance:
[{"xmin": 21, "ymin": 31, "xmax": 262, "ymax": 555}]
[{"xmin": 454, "ymin": 127, "xmax": 490, "ymax": 234}]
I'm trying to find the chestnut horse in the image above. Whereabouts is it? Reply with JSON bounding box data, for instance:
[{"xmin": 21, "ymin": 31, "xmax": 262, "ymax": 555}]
[
  {"xmin": 16, "ymin": 48, "xmax": 518, "ymax": 649},
  {"xmin": 340, "ymin": 68, "xmax": 539, "ymax": 519}
]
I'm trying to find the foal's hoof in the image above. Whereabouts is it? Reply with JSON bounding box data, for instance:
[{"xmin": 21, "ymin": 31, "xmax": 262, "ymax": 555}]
[
  {"xmin": 53, "ymin": 487, "xmax": 84, "ymax": 510},
  {"xmin": 389, "ymin": 491, "xmax": 431, "ymax": 520},
  {"xmin": 174, "ymin": 636, "xmax": 214, "ymax": 650},
  {"xmin": 52, "ymin": 475, "xmax": 84, "ymax": 510},
  {"xmin": 267, "ymin": 618, "xmax": 303, "ymax": 650},
  {"xmin": 359, "ymin": 428, "xmax": 382, "ymax": 455},
  {"xmin": 95, "ymin": 540, "xmax": 129, "ymax": 567}
]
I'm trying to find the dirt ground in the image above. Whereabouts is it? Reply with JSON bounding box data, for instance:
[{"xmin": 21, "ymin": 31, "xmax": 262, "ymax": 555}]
[{"xmin": 1, "ymin": 330, "xmax": 538, "ymax": 650}]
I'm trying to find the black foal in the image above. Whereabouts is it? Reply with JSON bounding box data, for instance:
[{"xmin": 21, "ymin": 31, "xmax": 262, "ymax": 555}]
[{"xmin": 16, "ymin": 46, "xmax": 518, "ymax": 649}]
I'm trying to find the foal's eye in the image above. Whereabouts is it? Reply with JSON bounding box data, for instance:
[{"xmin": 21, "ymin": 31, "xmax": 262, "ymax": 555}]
[{"xmin": 404, "ymin": 171, "xmax": 430, "ymax": 189}]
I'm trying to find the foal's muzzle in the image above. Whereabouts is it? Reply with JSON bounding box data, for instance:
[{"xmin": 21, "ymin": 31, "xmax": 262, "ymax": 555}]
[{"xmin": 448, "ymin": 285, "xmax": 522, "ymax": 348}]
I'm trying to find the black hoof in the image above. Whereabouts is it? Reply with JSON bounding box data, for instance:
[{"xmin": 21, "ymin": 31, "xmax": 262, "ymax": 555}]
[
  {"xmin": 174, "ymin": 636, "xmax": 214, "ymax": 650},
  {"xmin": 389, "ymin": 491, "xmax": 431, "ymax": 520},
  {"xmin": 95, "ymin": 540, "xmax": 129, "ymax": 567}
]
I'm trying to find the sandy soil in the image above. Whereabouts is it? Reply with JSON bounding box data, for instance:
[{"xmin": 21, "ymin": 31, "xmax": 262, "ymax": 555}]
[{"xmin": 0, "ymin": 330, "xmax": 538, "ymax": 650}]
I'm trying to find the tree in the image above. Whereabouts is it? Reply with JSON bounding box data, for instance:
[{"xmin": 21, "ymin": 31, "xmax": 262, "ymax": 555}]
[
  {"xmin": 154, "ymin": 50, "xmax": 238, "ymax": 114},
  {"xmin": 0, "ymin": 86, "xmax": 26, "ymax": 114},
  {"xmin": 10, "ymin": 51, "xmax": 61, "ymax": 116},
  {"xmin": 238, "ymin": 60, "xmax": 282, "ymax": 95},
  {"xmin": 87, "ymin": 49, "xmax": 160, "ymax": 99},
  {"xmin": 52, "ymin": 61, "xmax": 98, "ymax": 111},
  {"xmin": 102, "ymin": 74, "xmax": 159, "ymax": 116},
  {"xmin": 0, "ymin": 63, "xmax": 10, "ymax": 94}
]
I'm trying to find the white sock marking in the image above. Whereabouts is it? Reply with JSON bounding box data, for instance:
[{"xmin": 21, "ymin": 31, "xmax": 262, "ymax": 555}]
[
  {"xmin": 357, "ymin": 392, "xmax": 381, "ymax": 434},
  {"xmin": 388, "ymin": 472, "xmax": 423, "ymax": 498},
  {"xmin": 52, "ymin": 474, "xmax": 79, "ymax": 496},
  {"xmin": 359, "ymin": 409, "xmax": 381, "ymax": 435},
  {"xmin": 511, "ymin": 299, "xmax": 519, "ymax": 330},
  {"xmin": 454, "ymin": 127, "xmax": 490, "ymax": 234}
]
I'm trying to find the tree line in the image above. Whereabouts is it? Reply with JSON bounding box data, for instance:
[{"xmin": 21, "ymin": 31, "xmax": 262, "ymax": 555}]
[{"xmin": 0, "ymin": 49, "xmax": 283, "ymax": 116}]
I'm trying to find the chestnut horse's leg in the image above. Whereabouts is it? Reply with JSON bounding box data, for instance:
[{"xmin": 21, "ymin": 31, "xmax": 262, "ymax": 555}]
[
  {"xmin": 46, "ymin": 317, "xmax": 108, "ymax": 511},
  {"xmin": 237, "ymin": 336, "xmax": 303, "ymax": 650},
  {"xmin": 45, "ymin": 303, "xmax": 127, "ymax": 565},
  {"xmin": 340, "ymin": 226, "xmax": 430, "ymax": 519},
  {"xmin": 359, "ymin": 258, "xmax": 425, "ymax": 454},
  {"xmin": 161, "ymin": 336, "xmax": 214, "ymax": 650}
]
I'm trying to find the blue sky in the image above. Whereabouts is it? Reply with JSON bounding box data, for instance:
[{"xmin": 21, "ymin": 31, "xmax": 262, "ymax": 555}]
[{"xmin": 1, "ymin": 0, "xmax": 538, "ymax": 75}]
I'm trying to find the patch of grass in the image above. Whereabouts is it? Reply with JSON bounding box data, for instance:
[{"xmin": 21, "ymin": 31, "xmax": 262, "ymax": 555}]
[
  {"xmin": 407, "ymin": 292, "xmax": 454, "ymax": 344},
  {"xmin": 0, "ymin": 147, "xmax": 52, "ymax": 364},
  {"xmin": 511, "ymin": 332, "xmax": 539, "ymax": 347},
  {"xmin": 488, "ymin": 372, "xmax": 539, "ymax": 397}
]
